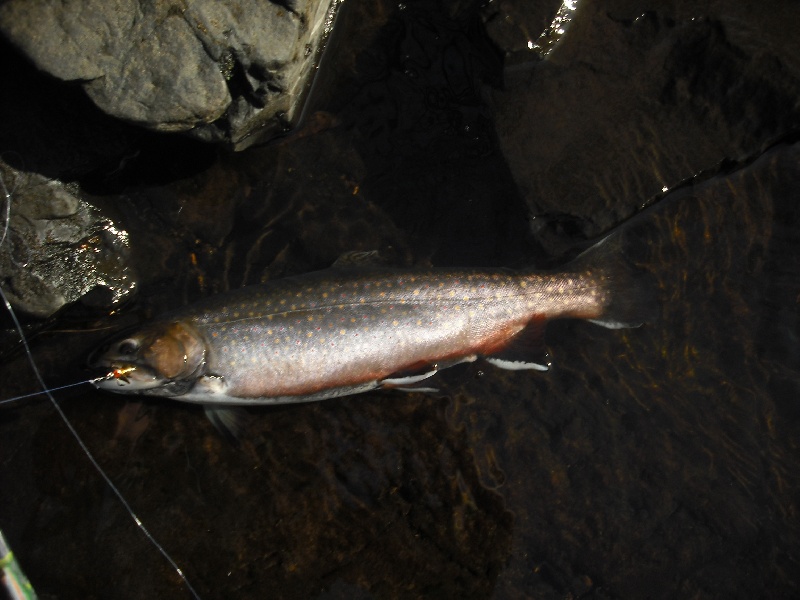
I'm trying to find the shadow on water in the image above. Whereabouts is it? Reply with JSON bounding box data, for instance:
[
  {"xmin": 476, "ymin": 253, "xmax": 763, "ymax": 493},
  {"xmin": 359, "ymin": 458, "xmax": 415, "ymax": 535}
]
[{"xmin": 1, "ymin": 1, "xmax": 800, "ymax": 599}]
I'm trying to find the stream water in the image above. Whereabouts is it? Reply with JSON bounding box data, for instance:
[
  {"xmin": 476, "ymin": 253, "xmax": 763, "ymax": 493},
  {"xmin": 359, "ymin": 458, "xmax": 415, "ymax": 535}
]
[{"xmin": 1, "ymin": 0, "xmax": 799, "ymax": 598}]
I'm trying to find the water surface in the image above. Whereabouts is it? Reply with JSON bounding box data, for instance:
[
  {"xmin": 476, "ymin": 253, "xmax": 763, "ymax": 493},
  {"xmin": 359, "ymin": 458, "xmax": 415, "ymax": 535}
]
[{"xmin": 1, "ymin": 0, "xmax": 799, "ymax": 598}]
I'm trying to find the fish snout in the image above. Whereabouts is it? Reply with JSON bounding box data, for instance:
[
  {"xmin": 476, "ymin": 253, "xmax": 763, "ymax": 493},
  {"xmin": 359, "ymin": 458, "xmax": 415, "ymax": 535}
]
[{"xmin": 88, "ymin": 335, "xmax": 164, "ymax": 392}]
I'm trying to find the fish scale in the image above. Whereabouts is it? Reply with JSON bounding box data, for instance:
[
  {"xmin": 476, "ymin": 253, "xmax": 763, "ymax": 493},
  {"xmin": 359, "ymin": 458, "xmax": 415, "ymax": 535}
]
[
  {"xmin": 182, "ymin": 269, "xmax": 585, "ymax": 396},
  {"xmin": 90, "ymin": 237, "xmax": 648, "ymax": 408}
]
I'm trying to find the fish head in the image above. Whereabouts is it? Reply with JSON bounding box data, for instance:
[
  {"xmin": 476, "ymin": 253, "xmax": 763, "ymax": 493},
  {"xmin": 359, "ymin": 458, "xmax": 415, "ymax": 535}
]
[{"xmin": 89, "ymin": 321, "xmax": 206, "ymax": 394}]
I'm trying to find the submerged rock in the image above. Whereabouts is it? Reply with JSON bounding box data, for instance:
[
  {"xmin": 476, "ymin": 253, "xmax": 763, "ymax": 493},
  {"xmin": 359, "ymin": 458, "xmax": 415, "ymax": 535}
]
[
  {"xmin": 491, "ymin": 1, "xmax": 800, "ymax": 242},
  {"xmin": 0, "ymin": 161, "xmax": 135, "ymax": 317},
  {"xmin": 0, "ymin": 0, "xmax": 343, "ymax": 149}
]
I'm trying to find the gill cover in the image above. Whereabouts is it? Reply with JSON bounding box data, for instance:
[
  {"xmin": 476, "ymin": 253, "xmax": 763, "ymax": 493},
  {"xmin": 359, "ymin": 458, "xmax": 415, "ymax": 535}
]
[
  {"xmin": 139, "ymin": 322, "xmax": 207, "ymax": 380},
  {"xmin": 93, "ymin": 321, "xmax": 207, "ymax": 385}
]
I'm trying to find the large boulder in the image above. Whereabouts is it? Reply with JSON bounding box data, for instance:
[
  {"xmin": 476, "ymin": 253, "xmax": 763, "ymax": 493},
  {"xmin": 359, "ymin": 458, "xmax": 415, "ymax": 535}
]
[
  {"xmin": 0, "ymin": 160, "xmax": 135, "ymax": 317},
  {"xmin": 0, "ymin": 0, "xmax": 343, "ymax": 149}
]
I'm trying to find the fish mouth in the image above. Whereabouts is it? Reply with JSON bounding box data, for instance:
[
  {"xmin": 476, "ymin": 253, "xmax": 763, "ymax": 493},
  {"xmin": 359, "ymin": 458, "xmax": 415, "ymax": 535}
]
[
  {"xmin": 87, "ymin": 331, "xmax": 163, "ymax": 392},
  {"xmin": 91, "ymin": 363, "xmax": 167, "ymax": 392},
  {"xmin": 88, "ymin": 351, "xmax": 167, "ymax": 392}
]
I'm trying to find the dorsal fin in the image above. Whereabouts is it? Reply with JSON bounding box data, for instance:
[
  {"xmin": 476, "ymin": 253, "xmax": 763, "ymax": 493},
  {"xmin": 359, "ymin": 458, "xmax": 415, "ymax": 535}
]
[{"xmin": 331, "ymin": 250, "xmax": 388, "ymax": 268}]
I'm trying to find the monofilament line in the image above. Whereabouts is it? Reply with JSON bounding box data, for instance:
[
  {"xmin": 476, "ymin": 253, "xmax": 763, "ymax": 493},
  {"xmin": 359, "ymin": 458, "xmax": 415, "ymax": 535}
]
[
  {"xmin": 0, "ymin": 172, "xmax": 201, "ymax": 599},
  {"xmin": 0, "ymin": 166, "xmax": 11, "ymax": 248},
  {"xmin": 0, "ymin": 379, "xmax": 105, "ymax": 405}
]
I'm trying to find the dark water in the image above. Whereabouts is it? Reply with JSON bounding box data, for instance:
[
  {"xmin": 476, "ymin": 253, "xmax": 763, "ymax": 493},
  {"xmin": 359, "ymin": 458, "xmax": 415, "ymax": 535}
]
[{"xmin": 1, "ymin": 0, "xmax": 800, "ymax": 598}]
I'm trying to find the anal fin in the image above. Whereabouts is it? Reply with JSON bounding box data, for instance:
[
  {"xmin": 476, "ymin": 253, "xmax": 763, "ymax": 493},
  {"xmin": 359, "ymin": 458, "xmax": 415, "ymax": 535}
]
[{"xmin": 484, "ymin": 318, "xmax": 551, "ymax": 371}]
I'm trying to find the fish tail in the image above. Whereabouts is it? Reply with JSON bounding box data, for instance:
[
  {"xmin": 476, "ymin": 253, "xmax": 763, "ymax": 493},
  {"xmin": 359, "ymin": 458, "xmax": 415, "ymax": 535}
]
[{"xmin": 567, "ymin": 232, "xmax": 658, "ymax": 329}]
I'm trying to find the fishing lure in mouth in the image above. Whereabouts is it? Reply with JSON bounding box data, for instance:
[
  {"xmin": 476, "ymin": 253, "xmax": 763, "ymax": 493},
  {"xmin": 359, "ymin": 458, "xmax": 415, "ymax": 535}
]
[{"xmin": 89, "ymin": 237, "xmax": 653, "ymax": 418}]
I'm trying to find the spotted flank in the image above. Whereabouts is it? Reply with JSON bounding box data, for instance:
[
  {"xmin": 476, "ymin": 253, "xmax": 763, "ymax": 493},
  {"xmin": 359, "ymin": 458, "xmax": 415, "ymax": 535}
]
[{"xmin": 89, "ymin": 235, "xmax": 652, "ymax": 417}]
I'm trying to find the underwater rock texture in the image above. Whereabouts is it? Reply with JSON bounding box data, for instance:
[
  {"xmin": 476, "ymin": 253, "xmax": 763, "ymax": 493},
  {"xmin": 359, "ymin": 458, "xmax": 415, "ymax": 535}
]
[
  {"xmin": 0, "ymin": 0, "xmax": 341, "ymax": 149},
  {"xmin": 493, "ymin": 0, "xmax": 800, "ymax": 242}
]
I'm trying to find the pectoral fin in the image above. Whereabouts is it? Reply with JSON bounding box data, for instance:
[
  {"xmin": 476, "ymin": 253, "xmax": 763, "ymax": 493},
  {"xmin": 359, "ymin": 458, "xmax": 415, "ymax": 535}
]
[{"xmin": 204, "ymin": 406, "xmax": 249, "ymax": 444}]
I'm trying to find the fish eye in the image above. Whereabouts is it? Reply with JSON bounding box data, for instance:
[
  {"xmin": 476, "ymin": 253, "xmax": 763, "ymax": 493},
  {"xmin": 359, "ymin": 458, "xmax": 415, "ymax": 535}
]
[{"xmin": 117, "ymin": 339, "xmax": 139, "ymax": 355}]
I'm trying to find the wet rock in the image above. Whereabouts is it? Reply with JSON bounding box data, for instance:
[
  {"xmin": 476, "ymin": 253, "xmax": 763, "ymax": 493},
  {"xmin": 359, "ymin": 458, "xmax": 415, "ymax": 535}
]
[
  {"xmin": 0, "ymin": 161, "xmax": 135, "ymax": 318},
  {"xmin": 492, "ymin": 1, "xmax": 800, "ymax": 243},
  {"xmin": 0, "ymin": 0, "xmax": 343, "ymax": 150},
  {"xmin": 481, "ymin": 0, "xmax": 575, "ymax": 57}
]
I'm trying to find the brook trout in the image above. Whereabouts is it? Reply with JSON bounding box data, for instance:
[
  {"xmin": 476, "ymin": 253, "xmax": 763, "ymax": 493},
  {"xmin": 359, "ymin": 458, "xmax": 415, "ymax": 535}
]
[{"xmin": 90, "ymin": 240, "xmax": 650, "ymax": 410}]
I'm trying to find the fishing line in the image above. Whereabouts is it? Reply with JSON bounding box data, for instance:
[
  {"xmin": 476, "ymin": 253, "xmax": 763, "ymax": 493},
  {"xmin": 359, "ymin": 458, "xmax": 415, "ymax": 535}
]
[
  {"xmin": 0, "ymin": 379, "xmax": 107, "ymax": 405},
  {"xmin": 0, "ymin": 167, "xmax": 10, "ymax": 248},
  {"xmin": 0, "ymin": 170, "xmax": 201, "ymax": 599}
]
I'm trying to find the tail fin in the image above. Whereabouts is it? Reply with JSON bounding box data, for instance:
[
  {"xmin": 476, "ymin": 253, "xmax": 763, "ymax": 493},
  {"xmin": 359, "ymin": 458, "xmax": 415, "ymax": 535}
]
[{"xmin": 565, "ymin": 231, "xmax": 658, "ymax": 329}]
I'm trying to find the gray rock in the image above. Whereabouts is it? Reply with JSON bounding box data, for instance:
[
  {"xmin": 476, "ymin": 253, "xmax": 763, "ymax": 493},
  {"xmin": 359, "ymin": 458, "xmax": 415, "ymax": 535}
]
[
  {"xmin": 0, "ymin": 161, "xmax": 136, "ymax": 317},
  {"xmin": 0, "ymin": 0, "xmax": 343, "ymax": 149}
]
